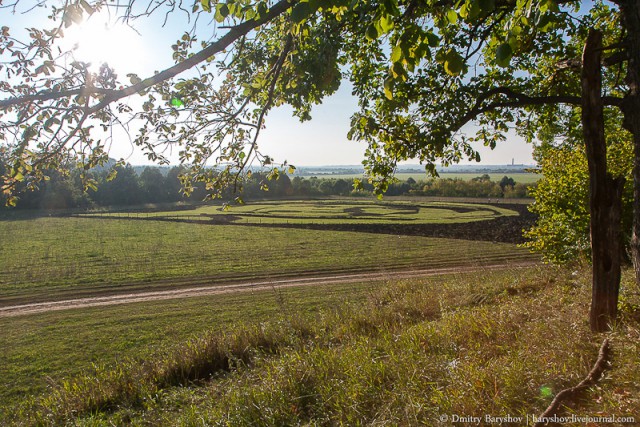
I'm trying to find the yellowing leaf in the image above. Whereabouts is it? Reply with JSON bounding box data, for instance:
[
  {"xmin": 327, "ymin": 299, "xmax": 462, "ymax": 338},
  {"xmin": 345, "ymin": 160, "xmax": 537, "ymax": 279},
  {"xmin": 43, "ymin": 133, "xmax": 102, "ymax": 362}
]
[
  {"xmin": 391, "ymin": 45, "xmax": 402, "ymax": 63},
  {"xmin": 384, "ymin": 77, "xmax": 394, "ymax": 100},
  {"xmin": 447, "ymin": 9, "xmax": 458, "ymax": 24}
]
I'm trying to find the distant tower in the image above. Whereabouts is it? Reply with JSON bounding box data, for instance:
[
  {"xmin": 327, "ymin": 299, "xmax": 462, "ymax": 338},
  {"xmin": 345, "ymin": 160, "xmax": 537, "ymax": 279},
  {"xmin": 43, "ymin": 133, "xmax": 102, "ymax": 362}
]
[{"xmin": 512, "ymin": 158, "xmax": 514, "ymax": 166}]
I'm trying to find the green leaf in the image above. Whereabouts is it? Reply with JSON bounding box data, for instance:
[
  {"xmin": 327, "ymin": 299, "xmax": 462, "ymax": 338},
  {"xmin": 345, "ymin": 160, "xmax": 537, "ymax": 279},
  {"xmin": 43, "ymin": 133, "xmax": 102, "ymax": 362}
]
[
  {"xmin": 171, "ymin": 97, "xmax": 184, "ymax": 107},
  {"xmin": 383, "ymin": 77, "xmax": 393, "ymax": 100},
  {"xmin": 215, "ymin": 3, "xmax": 229, "ymax": 22},
  {"xmin": 446, "ymin": 9, "xmax": 458, "ymax": 24},
  {"xmin": 379, "ymin": 15, "xmax": 394, "ymax": 34},
  {"xmin": 495, "ymin": 43, "xmax": 513, "ymax": 67},
  {"xmin": 85, "ymin": 179, "xmax": 98, "ymax": 192},
  {"xmin": 459, "ymin": 3, "xmax": 468, "ymax": 19},
  {"xmin": 291, "ymin": 1, "xmax": 312, "ymax": 23},
  {"xmin": 381, "ymin": 0, "xmax": 400, "ymax": 16},
  {"xmin": 256, "ymin": 2, "xmax": 268, "ymax": 18},
  {"xmin": 127, "ymin": 73, "xmax": 142, "ymax": 85},
  {"xmin": 426, "ymin": 32, "xmax": 440, "ymax": 47},
  {"xmin": 478, "ymin": 0, "xmax": 494, "ymax": 12},
  {"xmin": 468, "ymin": 1, "xmax": 482, "ymax": 20},
  {"xmin": 391, "ymin": 45, "xmax": 402, "ymax": 63},
  {"xmin": 390, "ymin": 62, "xmax": 406, "ymax": 80},
  {"xmin": 444, "ymin": 50, "xmax": 464, "ymax": 75},
  {"xmin": 365, "ymin": 24, "xmax": 379, "ymax": 41},
  {"xmin": 201, "ymin": 0, "xmax": 211, "ymax": 12}
]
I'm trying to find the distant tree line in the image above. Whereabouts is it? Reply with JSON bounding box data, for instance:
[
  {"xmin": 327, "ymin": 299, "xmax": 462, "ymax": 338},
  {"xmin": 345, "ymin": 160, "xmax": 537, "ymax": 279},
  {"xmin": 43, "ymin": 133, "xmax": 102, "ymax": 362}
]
[{"xmin": 0, "ymin": 155, "xmax": 533, "ymax": 210}]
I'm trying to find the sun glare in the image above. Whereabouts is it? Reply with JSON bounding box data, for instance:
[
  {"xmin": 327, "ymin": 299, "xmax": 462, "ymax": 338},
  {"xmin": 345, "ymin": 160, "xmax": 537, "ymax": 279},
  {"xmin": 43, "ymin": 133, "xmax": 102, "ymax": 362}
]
[{"xmin": 60, "ymin": 12, "xmax": 147, "ymax": 74}]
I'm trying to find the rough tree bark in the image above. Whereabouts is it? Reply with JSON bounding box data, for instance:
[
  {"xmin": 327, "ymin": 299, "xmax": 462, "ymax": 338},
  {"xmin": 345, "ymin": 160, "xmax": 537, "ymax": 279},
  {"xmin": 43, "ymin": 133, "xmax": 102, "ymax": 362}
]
[
  {"xmin": 582, "ymin": 29, "xmax": 625, "ymax": 333},
  {"xmin": 619, "ymin": 0, "xmax": 640, "ymax": 285}
]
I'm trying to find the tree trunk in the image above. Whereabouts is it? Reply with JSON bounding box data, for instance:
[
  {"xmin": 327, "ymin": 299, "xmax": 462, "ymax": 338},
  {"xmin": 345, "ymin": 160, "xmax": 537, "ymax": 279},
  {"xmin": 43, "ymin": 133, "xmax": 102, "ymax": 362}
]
[
  {"xmin": 582, "ymin": 29, "xmax": 625, "ymax": 333},
  {"xmin": 619, "ymin": 0, "xmax": 640, "ymax": 285}
]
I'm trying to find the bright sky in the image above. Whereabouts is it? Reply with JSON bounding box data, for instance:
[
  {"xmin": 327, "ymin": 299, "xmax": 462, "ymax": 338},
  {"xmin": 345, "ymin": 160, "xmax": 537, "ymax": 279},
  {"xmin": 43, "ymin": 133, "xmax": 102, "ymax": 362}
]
[
  {"xmin": 259, "ymin": 84, "xmax": 535, "ymax": 167},
  {"xmin": 2, "ymin": 4, "xmax": 535, "ymax": 167}
]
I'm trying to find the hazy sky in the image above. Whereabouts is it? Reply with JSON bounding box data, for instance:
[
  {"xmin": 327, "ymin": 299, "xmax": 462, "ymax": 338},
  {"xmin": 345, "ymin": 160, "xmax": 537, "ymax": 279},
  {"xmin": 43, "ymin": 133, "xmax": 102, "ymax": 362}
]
[
  {"xmin": 258, "ymin": 83, "xmax": 535, "ymax": 167},
  {"xmin": 2, "ymin": 4, "xmax": 535, "ymax": 167}
]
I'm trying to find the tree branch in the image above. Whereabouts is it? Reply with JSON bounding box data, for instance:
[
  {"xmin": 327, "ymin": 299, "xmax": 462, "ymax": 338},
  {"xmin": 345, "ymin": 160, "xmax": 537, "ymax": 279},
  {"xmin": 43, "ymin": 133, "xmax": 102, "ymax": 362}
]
[
  {"xmin": 534, "ymin": 338, "xmax": 611, "ymax": 426},
  {"xmin": 0, "ymin": 88, "xmax": 116, "ymax": 109},
  {"xmin": 0, "ymin": 0, "xmax": 296, "ymax": 113},
  {"xmin": 450, "ymin": 86, "xmax": 623, "ymax": 134}
]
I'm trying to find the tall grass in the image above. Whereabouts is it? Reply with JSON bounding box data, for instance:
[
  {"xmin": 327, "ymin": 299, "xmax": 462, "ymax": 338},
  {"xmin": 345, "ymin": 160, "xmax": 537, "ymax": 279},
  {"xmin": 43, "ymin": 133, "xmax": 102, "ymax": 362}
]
[{"xmin": 11, "ymin": 266, "xmax": 638, "ymax": 426}]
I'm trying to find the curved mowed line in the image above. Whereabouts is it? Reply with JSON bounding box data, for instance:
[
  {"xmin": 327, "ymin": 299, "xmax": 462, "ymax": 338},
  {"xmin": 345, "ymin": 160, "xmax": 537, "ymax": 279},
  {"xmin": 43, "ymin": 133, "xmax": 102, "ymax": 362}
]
[{"xmin": 113, "ymin": 200, "xmax": 518, "ymax": 225}]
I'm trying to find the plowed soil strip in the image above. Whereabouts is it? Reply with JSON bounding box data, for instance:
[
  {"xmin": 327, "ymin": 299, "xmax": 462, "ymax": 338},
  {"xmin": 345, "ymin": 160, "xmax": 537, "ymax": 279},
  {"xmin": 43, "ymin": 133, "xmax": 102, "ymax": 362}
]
[{"xmin": 0, "ymin": 262, "xmax": 537, "ymax": 318}]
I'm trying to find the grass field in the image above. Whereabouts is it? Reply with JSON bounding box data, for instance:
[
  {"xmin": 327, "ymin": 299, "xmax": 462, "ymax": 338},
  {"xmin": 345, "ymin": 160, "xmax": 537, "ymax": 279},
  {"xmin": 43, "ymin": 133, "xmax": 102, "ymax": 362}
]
[
  {"xmin": 2, "ymin": 266, "xmax": 638, "ymax": 425},
  {"xmin": 82, "ymin": 199, "xmax": 518, "ymax": 225},
  {"xmin": 1, "ymin": 198, "xmax": 638, "ymax": 425},
  {"xmin": 0, "ymin": 214, "xmax": 533, "ymax": 305},
  {"xmin": 0, "ymin": 279, "xmax": 379, "ymax": 413}
]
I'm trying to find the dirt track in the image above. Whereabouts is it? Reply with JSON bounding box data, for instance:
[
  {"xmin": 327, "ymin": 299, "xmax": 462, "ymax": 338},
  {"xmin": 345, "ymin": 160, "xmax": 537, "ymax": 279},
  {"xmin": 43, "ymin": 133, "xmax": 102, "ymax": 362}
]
[{"xmin": 0, "ymin": 262, "xmax": 537, "ymax": 318}]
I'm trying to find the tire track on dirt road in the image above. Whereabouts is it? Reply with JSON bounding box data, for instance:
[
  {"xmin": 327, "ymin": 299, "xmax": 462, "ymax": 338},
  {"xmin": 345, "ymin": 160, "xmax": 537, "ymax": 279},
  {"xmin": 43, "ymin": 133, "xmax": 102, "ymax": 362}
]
[{"xmin": 0, "ymin": 262, "xmax": 538, "ymax": 318}]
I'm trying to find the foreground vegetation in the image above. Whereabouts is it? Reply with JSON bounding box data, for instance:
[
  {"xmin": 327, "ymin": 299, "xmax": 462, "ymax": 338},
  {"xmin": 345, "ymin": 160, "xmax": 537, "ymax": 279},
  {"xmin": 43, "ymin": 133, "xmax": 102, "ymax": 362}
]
[
  {"xmin": 3, "ymin": 266, "xmax": 638, "ymax": 425},
  {"xmin": 0, "ymin": 280, "xmax": 376, "ymax": 415}
]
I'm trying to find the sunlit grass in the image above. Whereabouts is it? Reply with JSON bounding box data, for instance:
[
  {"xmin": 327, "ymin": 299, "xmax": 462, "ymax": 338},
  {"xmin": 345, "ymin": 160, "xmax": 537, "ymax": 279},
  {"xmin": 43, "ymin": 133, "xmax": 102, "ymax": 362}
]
[
  {"xmin": 0, "ymin": 215, "xmax": 533, "ymax": 304},
  {"xmin": 0, "ymin": 281, "xmax": 374, "ymax": 413},
  {"xmin": 7, "ymin": 266, "xmax": 638, "ymax": 426}
]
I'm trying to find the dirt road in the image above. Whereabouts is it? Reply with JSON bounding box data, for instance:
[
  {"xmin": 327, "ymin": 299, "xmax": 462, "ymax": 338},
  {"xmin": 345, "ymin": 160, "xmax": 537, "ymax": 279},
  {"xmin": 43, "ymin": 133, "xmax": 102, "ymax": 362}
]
[{"xmin": 0, "ymin": 262, "xmax": 537, "ymax": 318}]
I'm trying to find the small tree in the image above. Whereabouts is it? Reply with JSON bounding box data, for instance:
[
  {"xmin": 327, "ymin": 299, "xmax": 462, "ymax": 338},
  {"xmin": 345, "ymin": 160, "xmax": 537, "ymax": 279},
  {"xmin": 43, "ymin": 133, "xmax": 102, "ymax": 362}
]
[
  {"xmin": 499, "ymin": 176, "xmax": 516, "ymax": 192},
  {"xmin": 333, "ymin": 179, "xmax": 351, "ymax": 196},
  {"xmin": 139, "ymin": 167, "xmax": 169, "ymax": 203}
]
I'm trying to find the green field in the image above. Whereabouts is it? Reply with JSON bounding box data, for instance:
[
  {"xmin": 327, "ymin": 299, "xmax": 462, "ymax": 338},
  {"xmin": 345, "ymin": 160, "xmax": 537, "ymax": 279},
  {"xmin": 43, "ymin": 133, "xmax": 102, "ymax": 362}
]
[
  {"xmin": 304, "ymin": 172, "xmax": 540, "ymax": 183},
  {"xmin": 1, "ymin": 200, "xmax": 638, "ymax": 425},
  {"xmin": 82, "ymin": 199, "xmax": 518, "ymax": 225},
  {"xmin": 0, "ymin": 214, "xmax": 532, "ymax": 305},
  {"xmin": 0, "ymin": 279, "xmax": 378, "ymax": 412}
]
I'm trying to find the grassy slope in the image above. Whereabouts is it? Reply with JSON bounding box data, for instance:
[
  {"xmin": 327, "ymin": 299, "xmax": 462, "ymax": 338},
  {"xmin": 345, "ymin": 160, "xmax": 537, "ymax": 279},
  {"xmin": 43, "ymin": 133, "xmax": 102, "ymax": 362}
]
[
  {"xmin": 4, "ymin": 266, "xmax": 638, "ymax": 426},
  {"xmin": 0, "ymin": 281, "xmax": 376, "ymax": 413},
  {"xmin": 0, "ymin": 216, "xmax": 533, "ymax": 304}
]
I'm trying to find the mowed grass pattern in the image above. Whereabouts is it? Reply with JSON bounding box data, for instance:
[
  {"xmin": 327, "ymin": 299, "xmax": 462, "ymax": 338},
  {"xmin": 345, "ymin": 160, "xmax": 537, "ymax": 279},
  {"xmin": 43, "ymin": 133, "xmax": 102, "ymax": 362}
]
[
  {"xmin": 0, "ymin": 216, "xmax": 533, "ymax": 303},
  {"xmin": 88, "ymin": 200, "xmax": 518, "ymax": 225}
]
